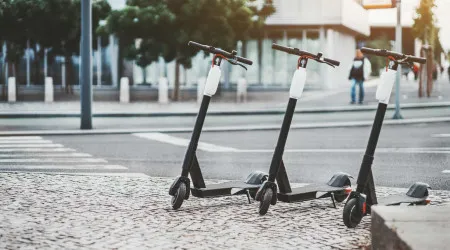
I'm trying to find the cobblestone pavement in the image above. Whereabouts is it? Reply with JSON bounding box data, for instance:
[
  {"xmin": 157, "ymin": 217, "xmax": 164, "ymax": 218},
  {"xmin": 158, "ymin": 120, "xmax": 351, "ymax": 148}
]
[{"xmin": 1, "ymin": 173, "xmax": 449, "ymax": 249}]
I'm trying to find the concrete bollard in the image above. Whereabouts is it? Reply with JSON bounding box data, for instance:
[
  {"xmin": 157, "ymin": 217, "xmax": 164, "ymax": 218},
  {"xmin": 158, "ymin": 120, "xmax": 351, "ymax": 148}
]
[
  {"xmin": 236, "ymin": 77, "xmax": 247, "ymax": 103},
  {"xmin": 158, "ymin": 77, "xmax": 169, "ymax": 104},
  {"xmin": 45, "ymin": 77, "xmax": 54, "ymax": 102},
  {"xmin": 197, "ymin": 77, "xmax": 206, "ymax": 104},
  {"xmin": 8, "ymin": 77, "xmax": 16, "ymax": 102},
  {"xmin": 119, "ymin": 77, "xmax": 130, "ymax": 103}
]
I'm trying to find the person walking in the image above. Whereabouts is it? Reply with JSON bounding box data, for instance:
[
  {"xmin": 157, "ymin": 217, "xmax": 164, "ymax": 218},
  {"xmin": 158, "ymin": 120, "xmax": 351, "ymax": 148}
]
[{"xmin": 348, "ymin": 49, "xmax": 372, "ymax": 104}]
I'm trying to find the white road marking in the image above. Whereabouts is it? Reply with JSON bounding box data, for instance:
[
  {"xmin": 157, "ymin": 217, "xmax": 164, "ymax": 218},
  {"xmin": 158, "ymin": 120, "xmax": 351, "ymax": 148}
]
[
  {"xmin": 442, "ymin": 170, "xmax": 450, "ymax": 174},
  {"xmin": 0, "ymin": 144, "xmax": 64, "ymax": 148},
  {"xmin": 0, "ymin": 148, "xmax": 76, "ymax": 152},
  {"xmin": 432, "ymin": 134, "xmax": 450, "ymax": 138},
  {"xmin": 0, "ymin": 165, "xmax": 127, "ymax": 170},
  {"xmin": 0, "ymin": 140, "xmax": 53, "ymax": 144},
  {"xmin": 133, "ymin": 132, "xmax": 238, "ymax": 152},
  {"xmin": 0, "ymin": 136, "xmax": 43, "ymax": 140},
  {"xmin": 239, "ymin": 148, "xmax": 450, "ymax": 154},
  {"xmin": 0, "ymin": 153, "xmax": 92, "ymax": 158},
  {"xmin": 0, "ymin": 158, "xmax": 107, "ymax": 163},
  {"xmin": 133, "ymin": 132, "xmax": 450, "ymax": 154}
]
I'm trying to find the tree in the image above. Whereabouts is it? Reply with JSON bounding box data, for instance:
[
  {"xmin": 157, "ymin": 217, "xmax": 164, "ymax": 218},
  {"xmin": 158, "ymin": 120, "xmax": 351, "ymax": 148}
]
[
  {"xmin": 105, "ymin": 1, "xmax": 175, "ymax": 85},
  {"xmin": 166, "ymin": 0, "xmax": 257, "ymax": 101},
  {"xmin": 412, "ymin": 0, "xmax": 437, "ymax": 97}
]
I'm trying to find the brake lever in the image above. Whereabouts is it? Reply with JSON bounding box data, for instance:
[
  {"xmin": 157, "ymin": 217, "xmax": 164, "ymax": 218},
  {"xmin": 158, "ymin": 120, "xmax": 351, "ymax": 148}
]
[
  {"xmin": 316, "ymin": 59, "xmax": 335, "ymax": 68},
  {"xmin": 227, "ymin": 58, "xmax": 248, "ymax": 70}
]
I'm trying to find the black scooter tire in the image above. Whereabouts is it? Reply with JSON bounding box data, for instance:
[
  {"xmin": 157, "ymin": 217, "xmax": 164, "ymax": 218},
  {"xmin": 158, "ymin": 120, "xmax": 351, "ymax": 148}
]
[
  {"xmin": 343, "ymin": 198, "xmax": 363, "ymax": 228},
  {"xmin": 259, "ymin": 188, "xmax": 273, "ymax": 215},
  {"xmin": 171, "ymin": 182, "xmax": 186, "ymax": 210}
]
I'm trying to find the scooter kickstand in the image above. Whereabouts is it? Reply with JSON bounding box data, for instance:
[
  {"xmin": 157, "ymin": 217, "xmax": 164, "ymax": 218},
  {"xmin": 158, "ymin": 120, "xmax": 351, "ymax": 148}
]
[
  {"xmin": 330, "ymin": 193, "xmax": 337, "ymax": 208},
  {"xmin": 246, "ymin": 189, "xmax": 252, "ymax": 204}
]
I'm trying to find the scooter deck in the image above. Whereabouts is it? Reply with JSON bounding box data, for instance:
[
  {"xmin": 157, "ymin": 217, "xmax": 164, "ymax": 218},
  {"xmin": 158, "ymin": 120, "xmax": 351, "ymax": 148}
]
[
  {"xmin": 377, "ymin": 194, "xmax": 427, "ymax": 206},
  {"xmin": 191, "ymin": 181, "xmax": 261, "ymax": 198},
  {"xmin": 278, "ymin": 183, "xmax": 345, "ymax": 203}
]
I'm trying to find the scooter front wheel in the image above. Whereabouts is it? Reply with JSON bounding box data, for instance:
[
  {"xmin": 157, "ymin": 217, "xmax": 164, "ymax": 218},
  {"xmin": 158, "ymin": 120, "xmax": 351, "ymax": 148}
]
[
  {"xmin": 171, "ymin": 182, "xmax": 187, "ymax": 210},
  {"xmin": 343, "ymin": 198, "xmax": 363, "ymax": 228},
  {"xmin": 259, "ymin": 188, "xmax": 273, "ymax": 215}
]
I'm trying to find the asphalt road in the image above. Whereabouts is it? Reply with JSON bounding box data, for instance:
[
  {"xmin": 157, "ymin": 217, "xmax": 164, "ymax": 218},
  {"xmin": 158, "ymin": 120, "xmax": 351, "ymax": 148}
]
[
  {"xmin": 2, "ymin": 122, "xmax": 447, "ymax": 190},
  {"xmin": 0, "ymin": 107, "xmax": 449, "ymax": 131}
]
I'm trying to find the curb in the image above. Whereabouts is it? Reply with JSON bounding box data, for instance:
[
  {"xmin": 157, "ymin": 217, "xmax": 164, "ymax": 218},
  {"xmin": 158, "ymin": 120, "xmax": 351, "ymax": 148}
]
[
  {"xmin": 0, "ymin": 117, "xmax": 449, "ymax": 136},
  {"xmin": 0, "ymin": 102, "xmax": 449, "ymax": 118}
]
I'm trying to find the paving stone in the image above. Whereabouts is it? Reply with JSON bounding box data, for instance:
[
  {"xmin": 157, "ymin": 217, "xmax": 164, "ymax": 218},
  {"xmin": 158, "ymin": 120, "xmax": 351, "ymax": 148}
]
[{"xmin": 0, "ymin": 172, "xmax": 449, "ymax": 249}]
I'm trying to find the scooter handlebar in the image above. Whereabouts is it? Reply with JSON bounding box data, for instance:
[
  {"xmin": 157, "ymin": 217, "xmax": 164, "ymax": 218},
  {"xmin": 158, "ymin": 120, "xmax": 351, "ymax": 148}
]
[
  {"xmin": 361, "ymin": 47, "xmax": 426, "ymax": 64},
  {"xmin": 188, "ymin": 41, "xmax": 253, "ymax": 65},
  {"xmin": 272, "ymin": 43, "xmax": 340, "ymax": 66}
]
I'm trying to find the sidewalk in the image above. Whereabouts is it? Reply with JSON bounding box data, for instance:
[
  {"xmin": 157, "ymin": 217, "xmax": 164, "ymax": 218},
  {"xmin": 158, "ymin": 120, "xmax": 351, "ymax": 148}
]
[
  {"xmin": 0, "ymin": 78, "xmax": 448, "ymax": 117},
  {"xmin": 1, "ymin": 172, "xmax": 449, "ymax": 249}
]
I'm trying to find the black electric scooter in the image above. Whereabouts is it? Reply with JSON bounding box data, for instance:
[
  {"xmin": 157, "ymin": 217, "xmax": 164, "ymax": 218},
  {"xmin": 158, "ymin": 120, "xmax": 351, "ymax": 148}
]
[
  {"xmin": 169, "ymin": 41, "xmax": 268, "ymax": 210},
  {"xmin": 343, "ymin": 47, "xmax": 431, "ymax": 228},
  {"xmin": 255, "ymin": 44, "xmax": 353, "ymax": 215}
]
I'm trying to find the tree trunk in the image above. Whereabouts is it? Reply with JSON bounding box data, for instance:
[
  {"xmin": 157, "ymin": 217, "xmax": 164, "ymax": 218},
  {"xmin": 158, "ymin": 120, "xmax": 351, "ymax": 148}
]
[
  {"xmin": 142, "ymin": 67, "xmax": 146, "ymax": 84},
  {"xmin": 173, "ymin": 59, "xmax": 180, "ymax": 101},
  {"xmin": 257, "ymin": 37, "xmax": 262, "ymax": 85},
  {"xmin": 34, "ymin": 49, "xmax": 42, "ymax": 85},
  {"xmin": 426, "ymin": 51, "xmax": 433, "ymax": 97},
  {"xmin": 65, "ymin": 55, "xmax": 74, "ymax": 94}
]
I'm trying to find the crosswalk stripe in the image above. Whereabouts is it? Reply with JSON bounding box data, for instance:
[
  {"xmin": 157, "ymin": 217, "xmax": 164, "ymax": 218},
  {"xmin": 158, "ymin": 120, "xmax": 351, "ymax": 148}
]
[
  {"xmin": 0, "ymin": 136, "xmax": 43, "ymax": 140},
  {"xmin": 0, "ymin": 153, "xmax": 92, "ymax": 158},
  {"xmin": 0, "ymin": 140, "xmax": 53, "ymax": 144},
  {"xmin": 0, "ymin": 165, "xmax": 127, "ymax": 170},
  {"xmin": 134, "ymin": 132, "xmax": 238, "ymax": 152},
  {"xmin": 0, "ymin": 158, "xmax": 107, "ymax": 163},
  {"xmin": 0, "ymin": 144, "xmax": 64, "ymax": 148},
  {"xmin": 0, "ymin": 171, "xmax": 145, "ymax": 177},
  {"xmin": 443, "ymin": 170, "xmax": 450, "ymax": 174},
  {"xmin": 0, "ymin": 148, "xmax": 76, "ymax": 152}
]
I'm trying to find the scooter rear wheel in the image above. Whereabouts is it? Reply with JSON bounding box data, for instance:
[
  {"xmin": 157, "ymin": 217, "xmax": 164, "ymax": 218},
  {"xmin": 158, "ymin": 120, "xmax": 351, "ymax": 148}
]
[
  {"xmin": 343, "ymin": 198, "xmax": 363, "ymax": 228},
  {"xmin": 259, "ymin": 188, "xmax": 273, "ymax": 215},
  {"xmin": 171, "ymin": 182, "xmax": 186, "ymax": 210}
]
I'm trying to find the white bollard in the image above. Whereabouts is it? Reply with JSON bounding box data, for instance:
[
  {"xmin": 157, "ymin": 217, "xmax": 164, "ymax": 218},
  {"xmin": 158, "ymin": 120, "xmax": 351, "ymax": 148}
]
[
  {"xmin": 237, "ymin": 77, "xmax": 247, "ymax": 102},
  {"xmin": 45, "ymin": 77, "xmax": 54, "ymax": 102},
  {"xmin": 119, "ymin": 77, "xmax": 130, "ymax": 103},
  {"xmin": 8, "ymin": 77, "xmax": 16, "ymax": 102},
  {"xmin": 197, "ymin": 77, "xmax": 206, "ymax": 104},
  {"xmin": 158, "ymin": 77, "xmax": 169, "ymax": 104}
]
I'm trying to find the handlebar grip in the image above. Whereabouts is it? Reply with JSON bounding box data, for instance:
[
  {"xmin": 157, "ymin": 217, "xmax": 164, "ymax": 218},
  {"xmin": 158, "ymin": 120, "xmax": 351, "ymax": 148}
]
[
  {"xmin": 236, "ymin": 56, "xmax": 253, "ymax": 65},
  {"xmin": 324, "ymin": 58, "xmax": 340, "ymax": 66},
  {"xmin": 360, "ymin": 47, "xmax": 378, "ymax": 55},
  {"xmin": 408, "ymin": 55, "xmax": 426, "ymax": 64},
  {"xmin": 188, "ymin": 41, "xmax": 209, "ymax": 51},
  {"xmin": 272, "ymin": 43, "xmax": 293, "ymax": 54}
]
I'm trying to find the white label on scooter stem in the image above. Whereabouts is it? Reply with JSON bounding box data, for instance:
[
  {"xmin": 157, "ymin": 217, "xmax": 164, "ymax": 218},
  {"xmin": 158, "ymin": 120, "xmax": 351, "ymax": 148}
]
[
  {"xmin": 203, "ymin": 66, "xmax": 221, "ymax": 96},
  {"xmin": 289, "ymin": 68, "xmax": 307, "ymax": 99},
  {"xmin": 376, "ymin": 69, "xmax": 396, "ymax": 104}
]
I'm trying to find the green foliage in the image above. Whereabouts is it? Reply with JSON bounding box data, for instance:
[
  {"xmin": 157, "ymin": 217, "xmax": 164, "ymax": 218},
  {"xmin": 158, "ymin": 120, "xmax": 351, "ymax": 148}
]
[
  {"xmin": 366, "ymin": 35, "xmax": 391, "ymax": 76},
  {"xmin": 412, "ymin": 0, "xmax": 437, "ymax": 44},
  {"xmin": 247, "ymin": 0, "xmax": 276, "ymax": 38},
  {"xmin": 0, "ymin": 0, "xmax": 111, "ymax": 62},
  {"xmin": 106, "ymin": 0, "xmax": 175, "ymax": 70}
]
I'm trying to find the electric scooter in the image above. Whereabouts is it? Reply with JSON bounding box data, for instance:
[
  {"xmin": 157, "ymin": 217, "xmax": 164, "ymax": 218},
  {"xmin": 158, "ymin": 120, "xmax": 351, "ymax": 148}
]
[
  {"xmin": 169, "ymin": 41, "xmax": 268, "ymax": 210},
  {"xmin": 255, "ymin": 44, "xmax": 353, "ymax": 215},
  {"xmin": 342, "ymin": 47, "xmax": 430, "ymax": 228}
]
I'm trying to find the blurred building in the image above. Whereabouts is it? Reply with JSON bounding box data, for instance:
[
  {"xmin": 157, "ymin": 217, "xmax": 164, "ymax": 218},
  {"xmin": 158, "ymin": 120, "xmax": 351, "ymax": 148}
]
[{"xmin": 6, "ymin": 0, "xmax": 447, "ymax": 94}]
